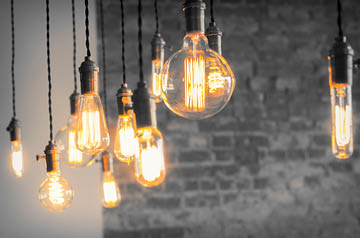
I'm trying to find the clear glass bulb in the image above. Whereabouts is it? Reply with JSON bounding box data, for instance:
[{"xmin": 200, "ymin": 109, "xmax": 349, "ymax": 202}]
[
  {"xmin": 331, "ymin": 85, "xmax": 353, "ymax": 159},
  {"xmin": 10, "ymin": 140, "xmax": 23, "ymax": 178},
  {"xmin": 114, "ymin": 114, "xmax": 139, "ymax": 164},
  {"xmin": 161, "ymin": 32, "xmax": 235, "ymax": 120},
  {"xmin": 135, "ymin": 127, "xmax": 165, "ymax": 187},
  {"xmin": 38, "ymin": 171, "xmax": 74, "ymax": 213},
  {"xmin": 102, "ymin": 171, "xmax": 121, "ymax": 208},
  {"xmin": 55, "ymin": 115, "xmax": 92, "ymax": 167},
  {"xmin": 76, "ymin": 94, "xmax": 110, "ymax": 155},
  {"xmin": 150, "ymin": 59, "xmax": 163, "ymax": 102}
]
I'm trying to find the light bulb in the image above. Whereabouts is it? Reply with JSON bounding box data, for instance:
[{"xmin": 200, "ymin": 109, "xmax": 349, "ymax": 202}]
[
  {"xmin": 114, "ymin": 114, "xmax": 139, "ymax": 163},
  {"xmin": 150, "ymin": 33, "xmax": 165, "ymax": 102},
  {"xmin": 328, "ymin": 36, "xmax": 354, "ymax": 159},
  {"xmin": 38, "ymin": 172, "xmax": 74, "ymax": 213},
  {"xmin": 135, "ymin": 127, "xmax": 166, "ymax": 187},
  {"xmin": 10, "ymin": 140, "xmax": 23, "ymax": 178},
  {"xmin": 160, "ymin": 1, "xmax": 235, "ymax": 120},
  {"xmin": 76, "ymin": 94, "xmax": 109, "ymax": 154},
  {"xmin": 102, "ymin": 171, "xmax": 121, "ymax": 208}
]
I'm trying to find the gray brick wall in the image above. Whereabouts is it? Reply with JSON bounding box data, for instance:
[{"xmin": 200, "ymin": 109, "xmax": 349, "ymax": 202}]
[{"xmin": 97, "ymin": 0, "xmax": 360, "ymax": 237}]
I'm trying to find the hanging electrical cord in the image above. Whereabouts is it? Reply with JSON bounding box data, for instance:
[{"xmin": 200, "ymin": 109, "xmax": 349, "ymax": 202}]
[
  {"xmin": 337, "ymin": 0, "xmax": 343, "ymax": 38},
  {"xmin": 154, "ymin": 0, "xmax": 159, "ymax": 33},
  {"xmin": 138, "ymin": 0, "xmax": 144, "ymax": 83},
  {"xmin": 10, "ymin": 0, "xmax": 16, "ymax": 118},
  {"xmin": 120, "ymin": 0, "xmax": 126, "ymax": 85},
  {"xmin": 99, "ymin": 0, "xmax": 107, "ymax": 118},
  {"xmin": 71, "ymin": 0, "xmax": 77, "ymax": 93},
  {"xmin": 205, "ymin": 0, "xmax": 222, "ymax": 54},
  {"xmin": 85, "ymin": 0, "xmax": 91, "ymax": 57},
  {"xmin": 46, "ymin": 0, "xmax": 53, "ymax": 141},
  {"xmin": 210, "ymin": 0, "xmax": 215, "ymax": 24}
]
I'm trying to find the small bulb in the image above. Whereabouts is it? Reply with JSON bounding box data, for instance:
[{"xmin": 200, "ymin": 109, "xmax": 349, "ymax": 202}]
[
  {"xmin": 151, "ymin": 59, "xmax": 163, "ymax": 102},
  {"xmin": 76, "ymin": 94, "xmax": 109, "ymax": 155},
  {"xmin": 135, "ymin": 127, "xmax": 165, "ymax": 187},
  {"xmin": 38, "ymin": 172, "xmax": 74, "ymax": 213},
  {"xmin": 331, "ymin": 85, "xmax": 353, "ymax": 159},
  {"xmin": 102, "ymin": 171, "xmax": 121, "ymax": 208},
  {"xmin": 10, "ymin": 140, "xmax": 23, "ymax": 178},
  {"xmin": 114, "ymin": 114, "xmax": 139, "ymax": 164}
]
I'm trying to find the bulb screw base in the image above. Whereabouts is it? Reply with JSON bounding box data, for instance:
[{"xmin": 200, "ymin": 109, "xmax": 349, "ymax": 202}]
[
  {"xmin": 205, "ymin": 22, "xmax": 223, "ymax": 55},
  {"xmin": 116, "ymin": 84, "xmax": 134, "ymax": 115},
  {"xmin": 79, "ymin": 56, "xmax": 100, "ymax": 94},
  {"xmin": 183, "ymin": 0, "xmax": 206, "ymax": 34},
  {"xmin": 6, "ymin": 117, "xmax": 21, "ymax": 142},
  {"xmin": 36, "ymin": 141, "xmax": 60, "ymax": 174},
  {"xmin": 329, "ymin": 36, "xmax": 354, "ymax": 85},
  {"xmin": 101, "ymin": 151, "xmax": 113, "ymax": 173},
  {"xmin": 69, "ymin": 91, "xmax": 80, "ymax": 115},
  {"xmin": 151, "ymin": 33, "xmax": 166, "ymax": 61},
  {"xmin": 133, "ymin": 81, "xmax": 157, "ymax": 128}
]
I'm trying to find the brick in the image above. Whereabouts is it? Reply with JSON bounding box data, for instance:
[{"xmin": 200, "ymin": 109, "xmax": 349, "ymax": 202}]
[
  {"xmin": 146, "ymin": 197, "xmax": 181, "ymax": 210},
  {"xmin": 254, "ymin": 177, "xmax": 269, "ymax": 189},
  {"xmin": 200, "ymin": 180, "xmax": 217, "ymax": 191},
  {"xmin": 304, "ymin": 175, "xmax": 321, "ymax": 188},
  {"xmin": 328, "ymin": 161, "xmax": 353, "ymax": 173},
  {"xmin": 212, "ymin": 135, "xmax": 233, "ymax": 148},
  {"xmin": 178, "ymin": 150, "xmax": 212, "ymax": 163},
  {"xmin": 312, "ymin": 134, "xmax": 330, "ymax": 147},
  {"xmin": 218, "ymin": 179, "xmax": 234, "ymax": 190},
  {"xmin": 184, "ymin": 180, "xmax": 199, "ymax": 191},
  {"xmin": 213, "ymin": 149, "xmax": 234, "ymax": 162}
]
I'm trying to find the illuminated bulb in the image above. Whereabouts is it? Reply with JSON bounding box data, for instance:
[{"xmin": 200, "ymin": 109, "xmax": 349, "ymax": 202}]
[
  {"xmin": 135, "ymin": 127, "xmax": 165, "ymax": 187},
  {"xmin": 10, "ymin": 140, "xmax": 23, "ymax": 178},
  {"xmin": 102, "ymin": 171, "xmax": 121, "ymax": 208},
  {"xmin": 76, "ymin": 94, "xmax": 109, "ymax": 154},
  {"xmin": 150, "ymin": 33, "xmax": 165, "ymax": 102},
  {"xmin": 160, "ymin": 0, "xmax": 235, "ymax": 120}
]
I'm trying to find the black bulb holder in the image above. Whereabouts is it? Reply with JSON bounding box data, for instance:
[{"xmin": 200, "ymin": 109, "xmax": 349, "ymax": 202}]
[
  {"xmin": 69, "ymin": 91, "xmax": 80, "ymax": 115},
  {"xmin": 151, "ymin": 32, "xmax": 165, "ymax": 61},
  {"xmin": 183, "ymin": 0, "xmax": 206, "ymax": 34},
  {"xmin": 116, "ymin": 83, "xmax": 134, "ymax": 116},
  {"xmin": 132, "ymin": 81, "xmax": 157, "ymax": 128},
  {"xmin": 79, "ymin": 56, "xmax": 100, "ymax": 94},
  {"xmin": 36, "ymin": 140, "xmax": 60, "ymax": 174},
  {"xmin": 101, "ymin": 151, "xmax": 113, "ymax": 173},
  {"xmin": 6, "ymin": 117, "xmax": 21, "ymax": 142},
  {"xmin": 205, "ymin": 21, "xmax": 222, "ymax": 55}
]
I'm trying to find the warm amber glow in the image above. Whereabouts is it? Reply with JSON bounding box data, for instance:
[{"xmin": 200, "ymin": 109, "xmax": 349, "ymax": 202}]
[
  {"xmin": 68, "ymin": 130, "xmax": 83, "ymax": 165},
  {"xmin": 152, "ymin": 60, "xmax": 162, "ymax": 99},
  {"xmin": 184, "ymin": 55, "xmax": 206, "ymax": 111},
  {"xmin": 114, "ymin": 114, "xmax": 139, "ymax": 164},
  {"xmin": 48, "ymin": 176, "xmax": 65, "ymax": 205},
  {"xmin": 335, "ymin": 105, "xmax": 351, "ymax": 147},
  {"xmin": 102, "ymin": 172, "xmax": 121, "ymax": 208},
  {"xmin": 10, "ymin": 140, "xmax": 23, "ymax": 178},
  {"xmin": 76, "ymin": 94, "xmax": 109, "ymax": 154},
  {"xmin": 135, "ymin": 127, "xmax": 165, "ymax": 187}
]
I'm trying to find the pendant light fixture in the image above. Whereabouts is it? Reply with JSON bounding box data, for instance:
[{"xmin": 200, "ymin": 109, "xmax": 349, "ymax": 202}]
[
  {"xmin": 133, "ymin": 0, "xmax": 166, "ymax": 187},
  {"xmin": 75, "ymin": 0, "xmax": 109, "ymax": 155},
  {"xmin": 6, "ymin": 0, "xmax": 24, "ymax": 178},
  {"xmin": 205, "ymin": 0, "xmax": 222, "ymax": 54},
  {"xmin": 55, "ymin": 0, "xmax": 91, "ymax": 168},
  {"xmin": 101, "ymin": 151, "xmax": 121, "ymax": 208},
  {"xmin": 149, "ymin": 0, "xmax": 166, "ymax": 103},
  {"xmin": 113, "ymin": 0, "xmax": 140, "ymax": 164},
  {"xmin": 160, "ymin": 0, "xmax": 235, "ymax": 120},
  {"xmin": 37, "ymin": 0, "xmax": 74, "ymax": 213},
  {"xmin": 328, "ymin": 0, "xmax": 356, "ymax": 159}
]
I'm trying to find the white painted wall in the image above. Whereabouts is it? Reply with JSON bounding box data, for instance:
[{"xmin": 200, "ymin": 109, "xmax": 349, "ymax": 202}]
[{"xmin": 0, "ymin": 0, "xmax": 102, "ymax": 237}]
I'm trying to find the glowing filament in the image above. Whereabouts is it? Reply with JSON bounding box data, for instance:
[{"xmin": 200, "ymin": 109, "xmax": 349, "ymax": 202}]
[
  {"xmin": 68, "ymin": 131, "xmax": 83, "ymax": 164},
  {"xmin": 114, "ymin": 116, "xmax": 139, "ymax": 160},
  {"xmin": 11, "ymin": 140, "xmax": 23, "ymax": 178},
  {"xmin": 152, "ymin": 60, "xmax": 162, "ymax": 98},
  {"xmin": 103, "ymin": 181, "xmax": 118, "ymax": 205},
  {"xmin": 48, "ymin": 176, "xmax": 65, "ymax": 205},
  {"xmin": 184, "ymin": 55, "xmax": 206, "ymax": 111},
  {"xmin": 335, "ymin": 105, "xmax": 351, "ymax": 147},
  {"xmin": 81, "ymin": 110, "xmax": 100, "ymax": 150}
]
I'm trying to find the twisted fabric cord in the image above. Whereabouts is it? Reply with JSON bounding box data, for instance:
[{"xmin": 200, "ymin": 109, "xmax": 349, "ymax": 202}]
[{"xmin": 46, "ymin": 0, "xmax": 53, "ymax": 140}]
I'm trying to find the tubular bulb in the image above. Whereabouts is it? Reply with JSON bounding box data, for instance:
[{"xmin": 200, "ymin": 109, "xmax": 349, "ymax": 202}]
[
  {"xmin": 10, "ymin": 140, "xmax": 23, "ymax": 178},
  {"xmin": 102, "ymin": 171, "xmax": 121, "ymax": 208},
  {"xmin": 135, "ymin": 127, "xmax": 166, "ymax": 187},
  {"xmin": 76, "ymin": 94, "xmax": 109, "ymax": 155}
]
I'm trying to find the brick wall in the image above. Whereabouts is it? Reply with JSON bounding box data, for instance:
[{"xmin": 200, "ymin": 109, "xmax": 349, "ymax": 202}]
[{"xmin": 97, "ymin": 0, "xmax": 360, "ymax": 237}]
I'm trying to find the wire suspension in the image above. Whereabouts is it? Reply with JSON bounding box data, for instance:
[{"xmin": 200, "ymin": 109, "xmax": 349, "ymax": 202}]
[
  {"xmin": 210, "ymin": 0, "xmax": 215, "ymax": 23},
  {"xmin": 120, "ymin": 0, "xmax": 126, "ymax": 84},
  {"xmin": 72, "ymin": 0, "xmax": 77, "ymax": 92},
  {"xmin": 85, "ymin": 0, "xmax": 91, "ymax": 57},
  {"xmin": 46, "ymin": 0, "xmax": 53, "ymax": 141},
  {"xmin": 10, "ymin": 0, "xmax": 16, "ymax": 118},
  {"xmin": 99, "ymin": 0, "xmax": 107, "ymax": 118},
  {"xmin": 154, "ymin": 0, "xmax": 159, "ymax": 33},
  {"xmin": 138, "ymin": 0, "xmax": 144, "ymax": 83},
  {"xmin": 337, "ymin": 0, "xmax": 343, "ymax": 37}
]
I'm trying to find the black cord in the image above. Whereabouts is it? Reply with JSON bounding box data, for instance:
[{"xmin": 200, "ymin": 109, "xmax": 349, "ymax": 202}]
[
  {"xmin": 210, "ymin": 0, "xmax": 215, "ymax": 23},
  {"xmin": 99, "ymin": 0, "xmax": 107, "ymax": 118},
  {"xmin": 72, "ymin": 0, "xmax": 77, "ymax": 92},
  {"xmin": 10, "ymin": 0, "xmax": 16, "ymax": 118},
  {"xmin": 154, "ymin": 0, "xmax": 159, "ymax": 33},
  {"xmin": 85, "ymin": 0, "xmax": 91, "ymax": 57},
  {"xmin": 120, "ymin": 0, "xmax": 126, "ymax": 84},
  {"xmin": 46, "ymin": 0, "xmax": 53, "ymax": 141},
  {"xmin": 337, "ymin": 0, "xmax": 343, "ymax": 38},
  {"xmin": 138, "ymin": 0, "xmax": 144, "ymax": 83}
]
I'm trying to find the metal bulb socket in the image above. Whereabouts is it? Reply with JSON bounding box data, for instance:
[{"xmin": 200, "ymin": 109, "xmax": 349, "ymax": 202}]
[
  {"xmin": 79, "ymin": 56, "xmax": 100, "ymax": 94},
  {"xmin": 132, "ymin": 81, "xmax": 157, "ymax": 129},
  {"xmin": 69, "ymin": 91, "xmax": 80, "ymax": 115},
  {"xmin": 329, "ymin": 36, "xmax": 354, "ymax": 85},
  {"xmin": 36, "ymin": 141, "xmax": 60, "ymax": 174},
  {"xmin": 101, "ymin": 151, "xmax": 113, "ymax": 173},
  {"xmin": 205, "ymin": 22, "xmax": 223, "ymax": 55},
  {"xmin": 151, "ymin": 33, "xmax": 166, "ymax": 61},
  {"xmin": 6, "ymin": 117, "xmax": 21, "ymax": 142},
  {"xmin": 116, "ymin": 83, "xmax": 134, "ymax": 116},
  {"xmin": 182, "ymin": 0, "xmax": 206, "ymax": 34}
]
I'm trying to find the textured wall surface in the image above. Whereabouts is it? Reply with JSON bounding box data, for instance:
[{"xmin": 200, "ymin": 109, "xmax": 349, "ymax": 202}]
[{"xmin": 97, "ymin": 0, "xmax": 360, "ymax": 237}]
